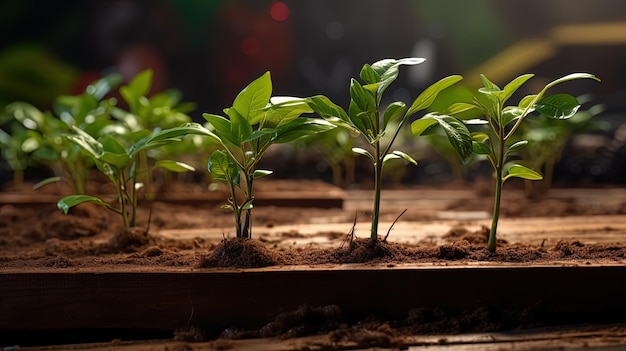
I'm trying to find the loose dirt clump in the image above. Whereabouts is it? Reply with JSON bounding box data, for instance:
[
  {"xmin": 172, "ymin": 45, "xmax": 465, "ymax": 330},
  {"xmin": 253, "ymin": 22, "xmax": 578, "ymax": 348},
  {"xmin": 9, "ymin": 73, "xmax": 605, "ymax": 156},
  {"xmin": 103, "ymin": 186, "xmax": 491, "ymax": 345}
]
[{"xmin": 198, "ymin": 237, "xmax": 284, "ymax": 268}]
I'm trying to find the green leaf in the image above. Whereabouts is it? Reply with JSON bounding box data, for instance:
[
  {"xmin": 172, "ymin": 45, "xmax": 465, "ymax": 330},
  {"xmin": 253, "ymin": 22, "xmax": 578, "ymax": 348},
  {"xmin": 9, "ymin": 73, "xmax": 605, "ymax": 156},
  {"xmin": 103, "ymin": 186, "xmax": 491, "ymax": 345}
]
[
  {"xmin": 472, "ymin": 141, "xmax": 491, "ymax": 155},
  {"xmin": 410, "ymin": 117, "xmax": 438, "ymax": 136},
  {"xmin": 480, "ymin": 74, "xmax": 500, "ymax": 91},
  {"xmin": 369, "ymin": 58, "xmax": 425, "ymax": 96},
  {"xmin": 253, "ymin": 169, "xmax": 273, "ymax": 178},
  {"xmin": 413, "ymin": 114, "xmax": 472, "ymax": 161},
  {"xmin": 208, "ymin": 150, "xmax": 240, "ymax": 184},
  {"xmin": 307, "ymin": 95, "xmax": 350, "ymax": 123},
  {"xmin": 86, "ymin": 73, "xmax": 123, "ymax": 100},
  {"xmin": 543, "ymin": 73, "xmax": 600, "ymax": 91},
  {"xmin": 227, "ymin": 107, "xmax": 253, "ymax": 144},
  {"xmin": 272, "ymin": 118, "xmax": 335, "ymax": 144},
  {"xmin": 391, "ymin": 150, "xmax": 417, "ymax": 165},
  {"xmin": 57, "ymin": 195, "xmax": 112, "ymax": 214},
  {"xmin": 406, "ymin": 75, "xmax": 463, "ymax": 117},
  {"xmin": 535, "ymin": 94, "xmax": 581, "ymax": 120},
  {"xmin": 263, "ymin": 96, "xmax": 313, "ymax": 127},
  {"xmin": 232, "ymin": 71, "xmax": 272, "ymax": 120},
  {"xmin": 154, "ymin": 160, "xmax": 195, "ymax": 172},
  {"xmin": 352, "ymin": 147, "xmax": 375, "ymax": 163},
  {"xmin": 501, "ymin": 74, "xmax": 534, "ymax": 104},
  {"xmin": 120, "ymin": 70, "xmax": 152, "ymax": 112},
  {"xmin": 448, "ymin": 102, "xmax": 481, "ymax": 116},
  {"xmin": 359, "ymin": 63, "xmax": 380, "ymax": 84},
  {"xmin": 506, "ymin": 140, "xmax": 528, "ymax": 154},
  {"xmin": 382, "ymin": 101, "xmax": 407, "ymax": 130},
  {"xmin": 503, "ymin": 164, "xmax": 543, "ymax": 182}
]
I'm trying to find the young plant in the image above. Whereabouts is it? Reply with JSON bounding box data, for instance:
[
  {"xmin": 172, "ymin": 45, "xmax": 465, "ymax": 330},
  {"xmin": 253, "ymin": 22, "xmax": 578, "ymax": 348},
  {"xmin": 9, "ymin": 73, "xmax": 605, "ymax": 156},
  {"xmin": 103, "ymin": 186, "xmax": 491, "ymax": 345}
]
[
  {"xmin": 203, "ymin": 72, "xmax": 334, "ymax": 239},
  {"xmin": 57, "ymin": 126, "xmax": 196, "ymax": 228},
  {"xmin": 446, "ymin": 73, "xmax": 600, "ymax": 252},
  {"xmin": 308, "ymin": 58, "xmax": 472, "ymax": 241},
  {"xmin": 2, "ymin": 73, "xmax": 121, "ymax": 193}
]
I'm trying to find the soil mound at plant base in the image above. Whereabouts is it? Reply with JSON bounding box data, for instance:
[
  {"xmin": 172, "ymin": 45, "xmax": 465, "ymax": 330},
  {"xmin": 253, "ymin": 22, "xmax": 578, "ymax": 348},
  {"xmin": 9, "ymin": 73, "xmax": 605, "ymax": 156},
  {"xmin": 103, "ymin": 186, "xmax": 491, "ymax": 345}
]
[{"xmin": 199, "ymin": 238, "xmax": 284, "ymax": 268}]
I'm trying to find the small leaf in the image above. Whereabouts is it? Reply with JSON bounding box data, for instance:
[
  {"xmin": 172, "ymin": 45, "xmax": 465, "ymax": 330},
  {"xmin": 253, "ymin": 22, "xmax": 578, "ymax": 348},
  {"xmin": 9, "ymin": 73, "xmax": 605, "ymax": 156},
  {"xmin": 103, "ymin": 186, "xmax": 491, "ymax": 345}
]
[
  {"xmin": 406, "ymin": 75, "xmax": 463, "ymax": 117},
  {"xmin": 370, "ymin": 58, "xmax": 425, "ymax": 96},
  {"xmin": 382, "ymin": 101, "xmax": 407, "ymax": 129},
  {"xmin": 208, "ymin": 150, "xmax": 240, "ymax": 184},
  {"xmin": 253, "ymin": 169, "xmax": 273, "ymax": 178},
  {"xmin": 57, "ymin": 195, "xmax": 112, "ymax": 214},
  {"xmin": 359, "ymin": 63, "xmax": 380, "ymax": 84},
  {"xmin": 535, "ymin": 94, "xmax": 581, "ymax": 120},
  {"xmin": 472, "ymin": 141, "xmax": 491, "ymax": 155},
  {"xmin": 503, "ymin": 164, "xmax": 543, "ymax": 182},
  {"xmin": 448, "ymin": 102, "xmax": 481, "ymax": 116},
  {"xmin": 501, "ymin": 74, "xmax": 534, "ymax": 103},
  {"xmin": 392, "ymin": 150, "xmax": 417, "ymax": 165},
  {"xmin": 154, "ymin": 160, "xmax": 195, "ymax": 172},
  {"xmin": 352, "ymin": 147, "xmax": 375, "ymax": 163},
  {"xmin": 506, "ymin": 140, "xmax": 529, "ymax": 154}
]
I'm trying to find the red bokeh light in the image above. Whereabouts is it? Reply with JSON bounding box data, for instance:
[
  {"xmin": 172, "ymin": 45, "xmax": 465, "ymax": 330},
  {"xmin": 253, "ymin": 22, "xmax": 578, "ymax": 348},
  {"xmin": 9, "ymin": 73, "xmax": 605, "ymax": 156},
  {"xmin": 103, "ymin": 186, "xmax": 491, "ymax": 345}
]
[{"xmin": 270, "ymin": 2, "xmax": 289, "ymax": 22}]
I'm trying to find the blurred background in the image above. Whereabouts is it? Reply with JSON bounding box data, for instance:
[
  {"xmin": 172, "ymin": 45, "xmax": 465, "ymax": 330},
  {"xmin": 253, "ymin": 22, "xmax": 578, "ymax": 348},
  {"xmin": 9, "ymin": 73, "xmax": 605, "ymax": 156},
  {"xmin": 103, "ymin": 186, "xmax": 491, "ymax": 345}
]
[{"xmin": 1, "ymin": 0, "xmax": 626, "ymax": 187}]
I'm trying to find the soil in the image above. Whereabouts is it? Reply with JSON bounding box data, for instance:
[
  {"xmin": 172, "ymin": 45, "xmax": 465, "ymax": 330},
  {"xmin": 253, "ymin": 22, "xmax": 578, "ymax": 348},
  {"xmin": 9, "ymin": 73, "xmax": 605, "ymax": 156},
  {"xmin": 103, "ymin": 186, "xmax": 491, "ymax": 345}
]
[{"xmin": 2, "ymin": 179, "xmax": 626, "ymax": 349}]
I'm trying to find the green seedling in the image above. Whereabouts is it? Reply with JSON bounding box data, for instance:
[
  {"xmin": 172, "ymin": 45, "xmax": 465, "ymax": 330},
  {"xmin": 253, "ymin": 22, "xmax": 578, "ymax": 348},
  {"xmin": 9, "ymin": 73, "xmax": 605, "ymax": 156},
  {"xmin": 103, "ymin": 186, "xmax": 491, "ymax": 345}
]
[
  {"xmin": 111, "ymin": 70, "xmax": 196, "ymax": 197},
  {"xmin": 57, "ymin": 126, "xmax": 196, "ymax": 228},
  {"xmin": 203, "ymin": 72, "xmax": 334, "ymax": 239},
  {"xmin": 447, "ymin": 73, "xmax": 600, "ymax": 252},
  {"xmin": 2, "ymin": 73, "xmax": 122, "ymax": 193},
  {"xmin": 308, "ymin": 58, "xmax": 471, "ymax": 241}
]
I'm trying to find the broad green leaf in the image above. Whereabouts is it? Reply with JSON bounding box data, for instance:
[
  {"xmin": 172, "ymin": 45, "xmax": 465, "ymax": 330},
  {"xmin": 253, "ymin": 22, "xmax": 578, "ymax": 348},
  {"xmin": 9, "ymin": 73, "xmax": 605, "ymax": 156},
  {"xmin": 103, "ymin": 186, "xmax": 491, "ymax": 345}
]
[
  {"xmin": 227, "ymin": 107, "xmax": 253, "ymax": 144},
  {"xmin": 519, "ymin": 94, "xmax": 538, "ymax": 110},
  {"xmin": 359, "ymin": 63, "xmax": 380, "ymax": 84},
  {"xmin": 406, "ymin": 75, "xmax": 463, "ymax": 117},
  {"xmin": 253, "ymin": 169, "xmax": 273, "ymax": 178},
  {"xmin": 535, "ymin": 94, "xmax": 581, "ymax": 119},
  {"xmin": 472, "ymin": 141, "xmax": 491, "ymax": 155},
  {"xmin": 308, "ymin": 95, "xmax": 350, "ymax": 123},
  {"xmin": 272, "ymin": 118, "xmax": 335, "ymax": 144},
  {"xmin": 203, "ymin": 113, "xmax": 236, "ymax": 145},
  {"xmin": 369, "ymin": 58, "xmax": 425, "ymax": 96},
  {"xmin": 410, "ymin": 117, "xmax": 438, "ymax": 136},
  {"xmin": 382, "ymin": 153, "xmax": 401, "ymax": 166},
  {"xmin": 263, "ymin": 96, "xmax": 313, "ymax": 127},
  {"xmin": 382, "ymin": 101, "xmax": 407, "ymax": 129},
  {"xmin": 503, "ymin": 164, "xmax": 543, "ymax": 182},
  {"xmin": 57, "ymin": 195, "xmax": 112, "ymax": 214},
  {"xmin": 232, "ymin": 71, "xmax": 272, "ymax": 120},
  {"xmin": 6, "ymin": 102, "xmax": 45, "ymax": 129},
  {"xmin": 131, "ymin": 122, "xmax": 220, "ymax": 157},
  {"xmin": 413, "ymin": 114, "xmax": 472, "ymax": 161},
  {"xmin": 154, "ymin": 160, "xmax": 195, "ymax": 172},
  {"xmin": 501, "ymin": 74, "xmax": 534, "ymax": 104},
  {"xmin": 352, "ymin": 147, "xmax": 375, "ymax": 163},
  {"xmin": 208, "ymin": 150, "xmax": 240, "ymax": 184},
  {"xmin": 448, "ymin": 102, "xmax": 481, "ymax": 116}
]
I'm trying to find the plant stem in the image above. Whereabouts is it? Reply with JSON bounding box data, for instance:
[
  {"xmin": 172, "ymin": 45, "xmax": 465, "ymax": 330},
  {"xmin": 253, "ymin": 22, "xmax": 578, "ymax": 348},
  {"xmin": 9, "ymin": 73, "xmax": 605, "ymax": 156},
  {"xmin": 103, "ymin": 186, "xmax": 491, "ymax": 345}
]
[
  {"xmin": 242, "ymin": 175, "xmax": 254, "ymax": 239},
  {"xmin": 488, "ymin": 121, "xmax": 506, "ymax": 252},
  {"xmin": 117, "ymin": 172, "xmax": 130, "ymax": 228},
  {"xmin": 371, "ymin": 142, "xmax": 382, "ymax": 241},
  {"xmin": 228, "ymin": 180, "xmax": 242, "ymax": 238}
]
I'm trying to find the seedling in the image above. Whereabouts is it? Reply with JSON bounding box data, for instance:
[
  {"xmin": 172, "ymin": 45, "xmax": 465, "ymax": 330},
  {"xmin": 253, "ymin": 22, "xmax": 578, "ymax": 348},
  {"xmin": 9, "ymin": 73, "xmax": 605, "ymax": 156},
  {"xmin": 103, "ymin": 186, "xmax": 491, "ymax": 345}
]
[
  {"xmin": 308, "ymin": 58, "xmax": 471, "ymax": 241},
  {"xmin": 57, "ymin": 126, "xmax": 196, "ymax": 228},
  {"xmin": 203, "ymin": 72, "xmax": 334, "ymax": 239},
  {"xmin": 2, "ymin": 73, "xmax": 122, "ymax": 193},
  {"xmin": 447, "ymin": 73, "xmax": 600, "ymax": 252}
]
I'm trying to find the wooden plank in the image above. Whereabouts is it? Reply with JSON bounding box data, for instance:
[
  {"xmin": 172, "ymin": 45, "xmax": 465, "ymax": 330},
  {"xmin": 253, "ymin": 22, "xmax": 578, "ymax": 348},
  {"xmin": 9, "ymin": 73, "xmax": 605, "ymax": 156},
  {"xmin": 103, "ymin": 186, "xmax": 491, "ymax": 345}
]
[{"xmin": 2, "ymin": 265, "xmax": 626, "ymax": 333}]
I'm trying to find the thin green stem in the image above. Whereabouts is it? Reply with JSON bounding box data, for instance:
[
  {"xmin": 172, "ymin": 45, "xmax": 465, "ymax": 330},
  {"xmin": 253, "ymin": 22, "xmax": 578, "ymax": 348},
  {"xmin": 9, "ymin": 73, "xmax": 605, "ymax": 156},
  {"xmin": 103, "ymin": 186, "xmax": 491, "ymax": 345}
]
[
  {"xmin": 371, "ymin": 141, "xmax": 382, "ymax": 241},
  {"xmin": 241, "ymin": 173, "xmax": 254, "ymax": 239},
  {"xmin": 488, "ymin": 116, "xmax": 506, "ymax": 252},
  {"xmin": 117, "ymin": 172, "xmax": 130, "ymax": 228}
]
